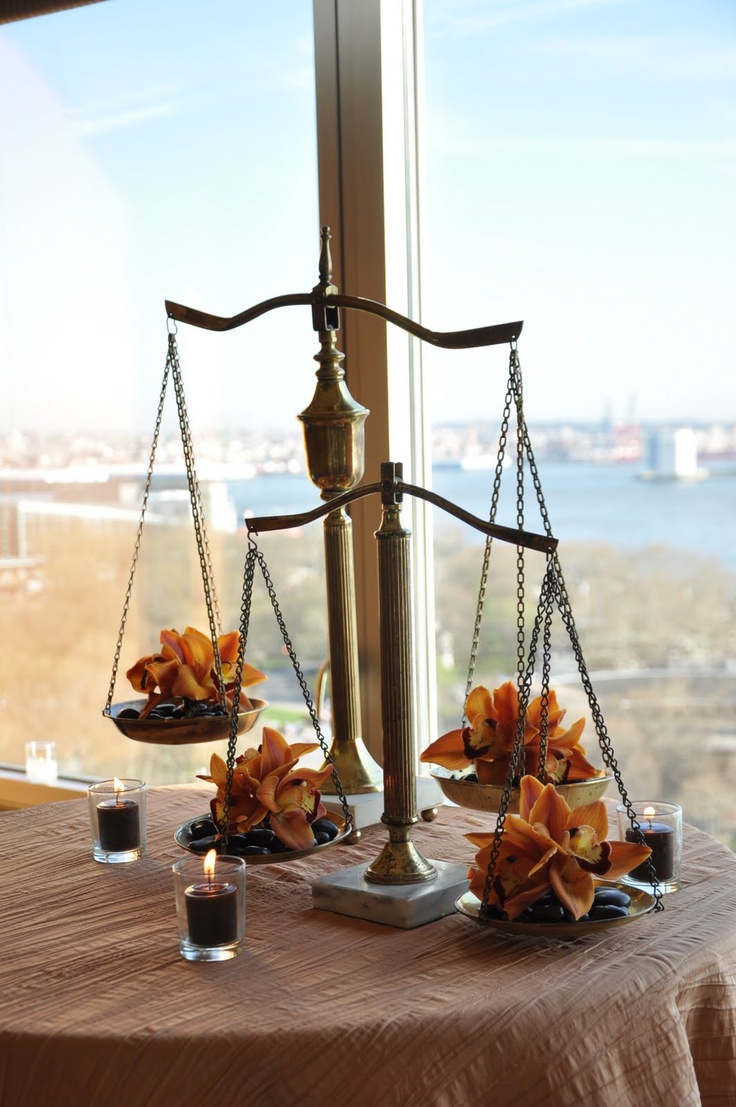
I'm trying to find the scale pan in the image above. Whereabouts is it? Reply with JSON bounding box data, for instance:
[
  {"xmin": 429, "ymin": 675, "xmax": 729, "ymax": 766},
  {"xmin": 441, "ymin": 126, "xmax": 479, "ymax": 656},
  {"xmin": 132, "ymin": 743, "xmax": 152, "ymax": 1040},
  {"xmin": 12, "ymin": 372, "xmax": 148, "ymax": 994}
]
[
  {"xmin": 106, "ymin": 698, "xmax": 268, "ymax": 745},
  {"xmin": 432, "ymin": 769, "xmax": 613, "ymax": 813},
  {"xmin": 175, "ymin": 811, "xmax": 349, "ymax": 863},
  {"xmin": 455, "ymin": 882, "xmax": 656, "ymax": 938}
]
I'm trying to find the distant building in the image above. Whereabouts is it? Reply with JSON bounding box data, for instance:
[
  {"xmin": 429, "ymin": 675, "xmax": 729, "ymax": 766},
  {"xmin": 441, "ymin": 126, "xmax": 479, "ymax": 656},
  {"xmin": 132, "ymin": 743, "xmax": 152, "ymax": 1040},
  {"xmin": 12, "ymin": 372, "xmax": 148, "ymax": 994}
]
[{"xmin": 640, "ymin": 428, "xmax": 708, "ymax": 481}]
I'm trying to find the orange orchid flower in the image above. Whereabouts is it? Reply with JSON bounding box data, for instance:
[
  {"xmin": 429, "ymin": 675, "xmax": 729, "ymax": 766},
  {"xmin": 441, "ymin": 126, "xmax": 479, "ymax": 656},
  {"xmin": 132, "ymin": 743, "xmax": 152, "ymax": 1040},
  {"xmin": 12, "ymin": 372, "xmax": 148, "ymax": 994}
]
[
  {"xmin": 126, "ymin": 626, "xmax": 265, "ymax": 719},
  {"xmin": 257, "ymin": 765, "xmax": 334, "ymax": 851},
  {"xmin": 198, "ymin": 727, "xmax": 332, "ymax": 851},
  {"xmin": 465, "ymin": 775, "xmax": 651, "ymax": 921},
  {"xmin": 420, "ymin": 680, "xmax": 598, "ymax": 786}
]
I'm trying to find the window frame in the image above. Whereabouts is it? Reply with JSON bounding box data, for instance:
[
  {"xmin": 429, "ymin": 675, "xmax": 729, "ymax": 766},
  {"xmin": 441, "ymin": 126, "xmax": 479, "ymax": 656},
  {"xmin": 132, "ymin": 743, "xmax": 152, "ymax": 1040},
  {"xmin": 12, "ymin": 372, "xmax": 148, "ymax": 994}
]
[{"xmin": 313, "ymin": 0, "xmax": 436, "ymax": 764}]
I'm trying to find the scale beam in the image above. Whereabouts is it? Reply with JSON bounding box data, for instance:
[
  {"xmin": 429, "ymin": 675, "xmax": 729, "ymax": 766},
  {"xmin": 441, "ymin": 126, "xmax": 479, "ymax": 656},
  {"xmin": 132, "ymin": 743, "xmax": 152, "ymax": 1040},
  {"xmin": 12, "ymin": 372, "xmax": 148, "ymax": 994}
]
[
  {"xmin": 165, "ymin": 292, "xmax": 522, "ymax": 350},
  {"xmin": 245, "ymin": 477, "xmax": 557, "ymax": 556}
]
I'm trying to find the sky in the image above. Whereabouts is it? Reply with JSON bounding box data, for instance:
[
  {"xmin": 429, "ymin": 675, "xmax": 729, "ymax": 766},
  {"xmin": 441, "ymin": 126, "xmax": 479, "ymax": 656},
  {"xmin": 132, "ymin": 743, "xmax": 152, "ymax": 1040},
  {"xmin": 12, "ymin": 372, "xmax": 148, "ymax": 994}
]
[{"xmin": 0, "ymin": 0, "xmax": 734, "ymax": 435}]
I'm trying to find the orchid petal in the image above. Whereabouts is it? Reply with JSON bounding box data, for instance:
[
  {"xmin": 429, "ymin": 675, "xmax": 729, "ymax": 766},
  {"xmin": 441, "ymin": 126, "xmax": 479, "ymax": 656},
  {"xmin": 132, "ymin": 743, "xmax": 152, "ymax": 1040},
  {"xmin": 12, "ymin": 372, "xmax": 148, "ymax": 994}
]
[
  {"xmin": 518, "ymin": 774, "xmax": 545, "ymax": 821},
  {"xmin": 604, "ymin": 839, "xmax": 652, "ymax": 880},
  {"xmin": 568, "ymin": 826, "xmax": 611, "ymax": 875},
  {"xmin": 142, "ymin": 657, "xmax": 180, "ymax": 694},
  {"xmin": 465, "ymin": 830, "xmax": 496, "ymax": 850},
  {"xmin": 549, "ymin": 852, "xmax": 596, "ymax": 920},
  {"xmin": 259, "ymin": 727, "xmax": 297, "ymax": 776},
  {"xmin": 475, "ymin": 757, "xmax": 513, "ymax": 785},
  {"xmin": 171, "ymin": 665, "xmax": 215, "ymax": 701},
  {"xmin": 566, "ymin": 800, "xmax": 609, "ymax": 842},
  {"xmin": 496, "ymin": 879, "xmax": 553, "ymax": 921},
  {"xmin": 238, "ymin": 661, "xmax": 267, "ymax": 688},
  {"xmin": 216, "ymin": 630, "xmax": 240, "ymax": 663},
  {"xmin": 125, "ymin": 654, "xmax": 158, "ymax": 692},
  {"xmin": 419, "ymin": 729, "xmax": 471, "ymax": 771},
  {"xmin": 159, "ymin": 628, "xmax": 186, "ymax": 662},
  {"xmin": 201, "ymin": 752, "xmax": 228, "ymax": 786},
  {"xmin": 465, "ymin": 685, "xmax": 495, "ymax": 721},
  {"xmin": 270, "ymin": 811, "xmax": 317, "ymax": 851},
  {"xmin": 178, "ymin": 629, "xmax": 214, "ymax": 673},
  {"xmin": 528, "ymin": 782, "xmax": 570, "ymax": 843},
  {"xmin": 492, "ymin": 680, "xmax": 518, "ymax": 722}
]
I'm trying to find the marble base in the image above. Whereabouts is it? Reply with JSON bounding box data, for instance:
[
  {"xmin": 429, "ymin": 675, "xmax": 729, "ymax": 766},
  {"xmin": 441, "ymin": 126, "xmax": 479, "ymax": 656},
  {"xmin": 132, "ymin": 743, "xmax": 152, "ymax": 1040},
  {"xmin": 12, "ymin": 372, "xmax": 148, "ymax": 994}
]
[
  {"xmin": 312, "ymin": 860, "xmax": 469, "ymax": 928},
  {"xmin": 322, "ymin": 775, "xmax": 445, "ymax": 833}
]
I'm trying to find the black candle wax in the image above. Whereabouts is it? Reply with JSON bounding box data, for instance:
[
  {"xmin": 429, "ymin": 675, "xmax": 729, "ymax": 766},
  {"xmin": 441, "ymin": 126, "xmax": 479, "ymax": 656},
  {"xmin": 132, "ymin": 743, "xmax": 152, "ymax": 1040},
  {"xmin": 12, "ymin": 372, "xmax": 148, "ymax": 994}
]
[
  {"xmin": 626, "ymin": 820, "xmax": 675, "ymax": 882},
  {"xmin": 97, "ymin": 798, "xmax": 141, "ymax": 853},
  {"xmin": 185, "ymin": 882, "xmax": 238, "ymax": 946}
]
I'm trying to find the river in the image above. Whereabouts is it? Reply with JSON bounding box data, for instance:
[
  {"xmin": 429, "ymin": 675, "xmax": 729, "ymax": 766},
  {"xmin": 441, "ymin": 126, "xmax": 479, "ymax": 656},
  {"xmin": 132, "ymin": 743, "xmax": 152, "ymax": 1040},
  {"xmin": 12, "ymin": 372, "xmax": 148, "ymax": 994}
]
[{"xmin": 228, "ymin": 460, "xmax": 736, "ymax": 571}]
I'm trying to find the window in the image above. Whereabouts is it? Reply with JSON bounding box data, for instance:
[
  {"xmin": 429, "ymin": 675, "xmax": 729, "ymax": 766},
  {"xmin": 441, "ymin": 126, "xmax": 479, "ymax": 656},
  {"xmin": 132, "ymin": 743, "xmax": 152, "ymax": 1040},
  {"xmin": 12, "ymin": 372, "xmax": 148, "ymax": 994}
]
[
  {"xmin": 0, "ymin": 0, "xmax": 329, "ymax": 783},
  {"xmin": 4, "ymin": 0, "xmax": 734, "ymax": 853},
  {"xmin": 421, "ymin": 0, "xmax": 736, "ymax": 845}
]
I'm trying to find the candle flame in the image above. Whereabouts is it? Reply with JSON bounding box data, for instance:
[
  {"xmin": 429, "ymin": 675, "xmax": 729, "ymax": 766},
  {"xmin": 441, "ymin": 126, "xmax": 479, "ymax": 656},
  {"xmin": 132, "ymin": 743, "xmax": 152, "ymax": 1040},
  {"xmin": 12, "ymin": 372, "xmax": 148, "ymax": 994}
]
[
  {"xmin": 643, "ymin": 805, "xmax": 656, "ymax": 818},
  {"xmin": 204, "ymin": 849, "xmax": 217, "ymax": 879},
  {"xmin": 113, "ymin": 776, "xmax": 125, "ymax": 792}
]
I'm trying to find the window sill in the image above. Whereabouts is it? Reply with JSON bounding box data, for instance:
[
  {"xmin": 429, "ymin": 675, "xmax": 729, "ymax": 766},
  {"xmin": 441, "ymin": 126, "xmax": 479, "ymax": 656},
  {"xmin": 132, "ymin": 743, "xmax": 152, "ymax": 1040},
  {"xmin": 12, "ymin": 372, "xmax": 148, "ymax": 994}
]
[{"xmin": 0, "ymin": 770, "xmax": 87, "ymax": 810}]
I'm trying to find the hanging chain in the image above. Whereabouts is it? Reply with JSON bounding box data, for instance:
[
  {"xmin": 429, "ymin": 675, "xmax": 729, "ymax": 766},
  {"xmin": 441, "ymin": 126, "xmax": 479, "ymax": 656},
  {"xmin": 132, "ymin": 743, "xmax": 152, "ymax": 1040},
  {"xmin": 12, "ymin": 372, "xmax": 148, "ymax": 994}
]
[
  {"xmin": 553, "ymin": 570, "xmax": 664, "ymax": 910},
  {"xmin": 463, "ymin": 358, "xmax": 516, "ymax": 713},
  {"xmin": 219, "ymin": 536, "xmax": 353, "ymax": 837},
  {"xmin": 512, "ymin": 347, "xmax": 526, "ymax": 697},
  {"xmin": 219, "ymin": 543, "xmax": 258, "ymax": 837},
  {"xmin": 472, "ymin": 340, "xmax": 664, "ymax": 916},
  {"xmin": 168, "ymin": 331, "xmax": 226, "ymax": 702},
  {"xmin": 104, "ymin": 325, "xmax": 227, "ymax": 711},
  {"xmin": 536, "ymin": 579, "xmax": 554, "ymax": 781},
  {"xmin": 478, "ymin": 559, "xmax": 556, "ymax": 918},
  {"xmin": 514, "ymin": 373, "xmax": 662, "ymax": 905},
  {"xmin": 104, "ymin": 340, "xmax": 171, "ymax": 712}
]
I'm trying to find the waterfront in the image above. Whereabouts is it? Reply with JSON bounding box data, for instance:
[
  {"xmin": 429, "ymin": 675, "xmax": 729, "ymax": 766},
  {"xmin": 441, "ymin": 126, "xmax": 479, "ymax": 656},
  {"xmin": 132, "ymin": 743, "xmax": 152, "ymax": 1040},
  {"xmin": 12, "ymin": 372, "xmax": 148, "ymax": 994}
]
[{"xmin": 228, "ymin": 460, "xmax": 736, "ymax": 571}]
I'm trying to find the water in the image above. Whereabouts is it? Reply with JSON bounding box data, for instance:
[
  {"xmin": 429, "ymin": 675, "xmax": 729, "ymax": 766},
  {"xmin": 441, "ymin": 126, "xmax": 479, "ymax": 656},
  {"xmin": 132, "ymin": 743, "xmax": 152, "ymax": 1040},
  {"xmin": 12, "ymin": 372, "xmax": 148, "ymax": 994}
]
[{"xmin": 229, "ymin": 462, "xmax": 736, "ymax": 571}]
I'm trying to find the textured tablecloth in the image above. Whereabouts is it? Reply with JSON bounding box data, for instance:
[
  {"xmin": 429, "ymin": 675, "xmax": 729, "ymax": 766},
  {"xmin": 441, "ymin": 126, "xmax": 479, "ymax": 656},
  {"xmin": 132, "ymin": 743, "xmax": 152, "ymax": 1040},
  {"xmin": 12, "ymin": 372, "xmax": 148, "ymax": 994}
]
[{"xmin": 1, "ymin": 785, "xmax": 735, "ymax": 1107}]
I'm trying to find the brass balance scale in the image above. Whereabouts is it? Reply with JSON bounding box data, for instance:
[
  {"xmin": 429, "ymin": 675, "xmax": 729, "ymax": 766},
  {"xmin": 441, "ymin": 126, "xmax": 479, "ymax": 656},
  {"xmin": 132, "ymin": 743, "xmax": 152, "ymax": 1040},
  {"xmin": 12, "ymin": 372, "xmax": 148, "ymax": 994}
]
[{"xmin": 104, "ymin": 227, "xmax": 662, "ymax": 931}]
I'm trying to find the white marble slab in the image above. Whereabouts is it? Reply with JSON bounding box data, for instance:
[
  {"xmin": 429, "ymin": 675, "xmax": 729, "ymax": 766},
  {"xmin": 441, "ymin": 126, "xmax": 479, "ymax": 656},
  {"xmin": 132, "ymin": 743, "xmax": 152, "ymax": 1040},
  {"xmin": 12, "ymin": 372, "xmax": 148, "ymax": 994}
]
[
  {"xmin": 312, "ymin": 860, "xmax": 469, "ymax": 928},
  {"xmin": 322, "ymin": 775, "xmax": 445, "ymax": 832}
]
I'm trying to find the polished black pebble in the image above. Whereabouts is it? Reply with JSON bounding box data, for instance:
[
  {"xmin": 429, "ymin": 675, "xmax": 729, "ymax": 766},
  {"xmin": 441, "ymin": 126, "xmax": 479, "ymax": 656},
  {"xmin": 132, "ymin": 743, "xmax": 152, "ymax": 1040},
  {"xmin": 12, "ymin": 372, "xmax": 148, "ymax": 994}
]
[
  {"xmin": 593, "ymin": 887, "xmax": 631, "ymax": 908},
  {"xmin": 187, "ymin": 835, "xmax": 220, "ymax": 854},
  {"xmin": 242, "ymin": 828, "xmax": 277, "ymax": 848},
  {"xmin": 269, "ymin": 837, "xmax": 290, "ymax": 853},
  {"xmin": 117, "ymin": 708, "xmax": 140, "ymax": 719},
  {"xmin": 526, "ymin": 903, "xmax": 566, "ymax": 923},
  {"xmin": 313, "ymin": 831, "xmax": 331, "ymax": 845},
  {"xmin": 311, "ymin": 818, "xmax": 339, "ymax": 840},
  {"xmin": 189, "ymin": 818, "xmax": 218, "ymax": 840},
  {"xmin": 588, "ymin": 904, "xmax": 629, "ymax": 921},
  {"xmin": 153, "ymin": 703, "xmax": 177, "ymax": 717}
]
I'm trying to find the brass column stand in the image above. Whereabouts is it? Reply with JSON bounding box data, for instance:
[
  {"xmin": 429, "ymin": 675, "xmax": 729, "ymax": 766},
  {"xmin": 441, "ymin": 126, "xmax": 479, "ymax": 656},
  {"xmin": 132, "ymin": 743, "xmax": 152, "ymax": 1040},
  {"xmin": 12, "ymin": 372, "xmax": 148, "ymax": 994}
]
[
  {"xmin": 297, "ymin": 233, "xmax": 383, "ymax": 795},
  {"xmin": 365, "ymin": 463, "xmax": 436, "ymax": 883}
]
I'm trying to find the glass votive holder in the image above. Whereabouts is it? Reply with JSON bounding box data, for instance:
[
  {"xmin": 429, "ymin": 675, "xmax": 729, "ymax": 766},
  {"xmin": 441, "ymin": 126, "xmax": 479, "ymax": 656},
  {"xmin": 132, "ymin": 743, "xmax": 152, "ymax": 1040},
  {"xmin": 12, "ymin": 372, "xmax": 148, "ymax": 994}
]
[
  {"xmin": 172, "ymin": 853, "xmax": 246, "ymax": 962},
  {"xmin": 616, "ymin": 800, "xmax": 682, "ymax": 894},
  {"xmin": 87, "ymin": 779, "xmax": 147, "ymax": 863},
  {"xmin": 25, "ymin": 740, "xmax": 58, "ymax": 785}
]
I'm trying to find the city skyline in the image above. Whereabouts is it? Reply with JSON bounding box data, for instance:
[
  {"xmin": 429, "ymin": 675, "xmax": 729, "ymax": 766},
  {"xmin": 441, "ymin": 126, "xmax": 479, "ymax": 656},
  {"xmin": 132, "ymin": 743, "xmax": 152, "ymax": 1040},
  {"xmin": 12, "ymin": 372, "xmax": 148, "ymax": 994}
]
[{"xmin": 1, "ymin": 0, "xmax": 734, "ymax": 434}]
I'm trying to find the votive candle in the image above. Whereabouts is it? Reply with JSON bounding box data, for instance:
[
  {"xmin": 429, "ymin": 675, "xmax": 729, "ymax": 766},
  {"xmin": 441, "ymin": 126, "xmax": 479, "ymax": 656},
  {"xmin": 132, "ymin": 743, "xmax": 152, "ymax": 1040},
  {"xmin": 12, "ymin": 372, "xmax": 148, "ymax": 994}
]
[{"xmin": 616, "ymin": 800, "xmax": 682, "ymax": 893}]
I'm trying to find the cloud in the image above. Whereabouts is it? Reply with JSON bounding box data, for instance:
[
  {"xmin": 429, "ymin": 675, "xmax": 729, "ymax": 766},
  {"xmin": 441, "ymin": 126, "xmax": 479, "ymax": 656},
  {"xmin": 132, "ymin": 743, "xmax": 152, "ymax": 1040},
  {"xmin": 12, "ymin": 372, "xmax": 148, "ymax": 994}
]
[{"xmin": 68, "ymin": 86, "xmax": 177, "ymax": 137}]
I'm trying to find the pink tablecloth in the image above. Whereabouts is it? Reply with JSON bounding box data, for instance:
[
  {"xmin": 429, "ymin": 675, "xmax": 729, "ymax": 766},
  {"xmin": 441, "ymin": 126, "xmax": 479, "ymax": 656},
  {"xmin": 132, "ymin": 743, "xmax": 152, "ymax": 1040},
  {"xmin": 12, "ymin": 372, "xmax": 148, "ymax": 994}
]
[{"xmin": 0, "ymin": 785, "xmax": 735, "ymax": 1107}]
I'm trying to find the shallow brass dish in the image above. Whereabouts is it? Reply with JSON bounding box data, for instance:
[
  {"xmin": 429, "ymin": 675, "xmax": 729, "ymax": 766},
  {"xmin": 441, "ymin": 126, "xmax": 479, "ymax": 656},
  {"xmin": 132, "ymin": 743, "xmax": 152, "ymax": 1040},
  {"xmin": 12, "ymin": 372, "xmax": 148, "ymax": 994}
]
[
  {"xmin": 105, "ymin": 698, "xmax": 268, "ymax": 745},
  {"xmin": 432, "ymin": 769, "xmax": 613, "ymax": 814},
  {"xmin": 174, "ymin": 811, "xmax": 349, "ymax": 864},
  {"xmin": 455, "ymin": 881, "xmax": 656, "ymax": 938}
]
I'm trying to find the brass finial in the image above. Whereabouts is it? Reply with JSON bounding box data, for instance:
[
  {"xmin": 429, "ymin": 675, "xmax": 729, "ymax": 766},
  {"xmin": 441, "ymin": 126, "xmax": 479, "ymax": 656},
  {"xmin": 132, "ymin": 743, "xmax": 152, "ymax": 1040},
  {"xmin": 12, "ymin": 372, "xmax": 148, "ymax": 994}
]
[
  {"xmin": 318, "ymin": 226, "xmax": 333, "ymax": 287},
  {"xmin": 312, "ymin": 226, "xmax": 339, "ymax": 332}
]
